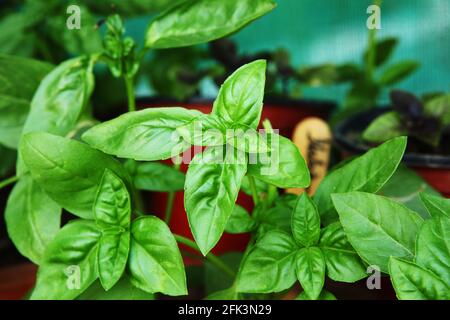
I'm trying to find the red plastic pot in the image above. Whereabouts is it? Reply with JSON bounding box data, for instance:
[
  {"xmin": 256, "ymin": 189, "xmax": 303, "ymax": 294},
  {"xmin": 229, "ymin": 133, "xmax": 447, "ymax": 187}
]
[
  {"xmin": 138, "ymin": 97, "xmax": 336, "ymax": 255},
  {"xmin": 0, "ymin": 263, "xmax": 36, "ymax": 300},
  {"xmin": 334, "ymin": 108, "xmax": 450, "ymax": 197}
]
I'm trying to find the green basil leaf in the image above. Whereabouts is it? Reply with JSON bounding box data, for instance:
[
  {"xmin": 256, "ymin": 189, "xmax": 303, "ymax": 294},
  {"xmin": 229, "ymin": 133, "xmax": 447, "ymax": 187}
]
[
  {"xmin": 94, "ymin": 169, "xmax": 131, "ymax": 229},
  {"xmin": 128, "ymin": 161, "xmax": 185, "ymax": 192},
  {"xmin": 296, "ymin": 290, "xmax": 337, "ymax": 300},
  {"xmin": 237, "ymin": 230, "xmax": 298, "ymax": 293},
  {"xmin": 185, "ymin": 146, "xmax": 247, "ymax": 255},
  {"xmin": 240, "ymin": 176, "xmax": 269, "ymax": 197},
  {"xmin": 415, "ymin": 217, "xmax": 450, "ymax": 284},
  {"xmin": 78, "ymin": 276, "xmax": 154, "ymax": 300},
  {"xmin": 145, "ymin": 0, "xmax": 276, "ymax": 49},
  {"xmin": 82, "ymin": 0, "xmax": 181, "ymax": 16},
  {"xmin": 98, "ymin": 231, "xmax": 130, "ymax": 291},
  {"xmin": 212, "ymin": 60, "xmax": 266, "ymax": 129},
  {"xmin": 291, "ymin": 193, "xmax": 320, "ymax": 246},
  {"xmin": 364, "ymin": 37, "xmax": 398, "ymax": 67},
  {"xmin": 419, "ymin": 193, "xmax": 450, "ymax": 218},
  {"xmin": 227, "ymin": 125, "xmax": 270, "ymax": 153},
  {"xmin": 177, "ymin": 113, "xmax": 227, "ymax": 147},
  {"xmin": 5, "ymin": 175, "xmax": 61, "ymax": 264},
  {"xmin": 315, "ymin": 136, "xmax": 407, "ymax": 224},
  {"xmin": 22, "ymin": 56, "xmax": 95, "ymax": 137},
  {"xmin": 31, "ymin": 220, "xmax": 101, "ymax": 300},
  {"xmin": 205, "ymin": 286, "xmax": 241, "ymax": 300},
  {"xmin": 424, "ymin": 94, "xmax": 450, "ymax": 125},
  {"xmin": 362, "ymin": 111, "xmax": 407, "ymax": 143},
  {"xmin": 332, "ymin": 192, "xmax": 423, "ymax": 273},
  {"xmin": 225, "ymin": 205, "xmax": 257, "ymax": 234},
  {"xmin": 389, "ymin": 257, "xmax": 450, "ymax": 300},
  {"xmin": 20, "ymin": 132, "xmax": 131, "ymax": 219},
  {"xmin": 0, "ymin": 55, "xmax": 52, "ymax": 149},
  {"xmin": 248, "ymin": 135, "xmax": 310, "ymax": 188},
  {"xmin": 318, "ymin": 222, "xmax": 367, "ymax": 282},
  {"xmin": 257, "ymin": 194, "xmax": 297, "ymax": 234},
  {"xmin": 82, "ymin": 107, "xmax": 202, "ymax": 161},
  {"xmin": 378, "ymin": 61, "xmax": 419, "ymax": 86},
  {"xmin": 129, "ymin": 216, "xmax": 187, "ymax": 296},
  {"xmin": 295, "ymin": 247, "xmax": 325, "ymax": 300}
]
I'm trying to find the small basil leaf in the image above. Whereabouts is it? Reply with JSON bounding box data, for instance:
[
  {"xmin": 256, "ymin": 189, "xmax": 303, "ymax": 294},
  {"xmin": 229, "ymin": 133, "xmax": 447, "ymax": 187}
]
[
  {"xmin": 177, "ymin": 113, "xmax": 227, "ymax": 147},
  {"xmin": 82, "ymin": 107, "xmax": 202, "ymax": 161},
  {"xmin": 20, "ymin": 132, "xmax": 131, "ymax": 219},
  {"xmin": 31, "ymin": 220, "xmax": 101, "ymax": 300},
  {"xmin": 389, "ymin": 257, "xmax": 450, "ymax": 300},
  {"xmin": 225, "ymin": 205, "xmax": 257, "ymax": 234},
  {"xmin": 98, "ymin": 231, "xmax": 130, "ymax": 291},
  {"xmin": 363, "ymin": 37, "xmax": 398, "ymax": 67},
  {"xmin": 362, "ymin": 111, "xmax": 407, "ymax": 143},
  {"xmin": 129, "ymin": 161, "xmax": 185, "ymax": 192},
  {"xmin": 378, "ymin": 61, "xmax": 419, "ymax": 86},
  {"xmin": 237, "ymin": 230, "xmax": 298, "ymax": 293},
  {"xmin": 78, "ymin": 276, "xmax": 154, "ymax": 300},
  {"xmin": 227, "ymin": 125, "xmax": 269, "ymax": 153},
  {"xmin": 415, "ymin": 217, "xmax": 450, "ymax": 284},
  {"xmin": 145, "ymin": 0, "xmax": 276, "ymax": 49},
  {"xmin": 212, "ymin": 60, "xmax": 266, "ymax": 129},
  {"xmin": 318, "ymin": 222, "xmax": 367, "ymax": 282},
  {"xmin": 185, "ymin": 146, "xmax": 247, "ymax": 255},
  {"xmin": 332, "ymin": 192, "xmax": 423, "ymax": 273},
  {"xmin": 291, "ymin": 193, "xmax": 320, "ymax": 247},
  {"xmin": 295, "ymin": 247, "xmax": 325, "ymax": 300},
  {"xmin": 296, "ymin": 290, "xmax": 337, "ymax": 300},
  {"xmin": 314, "ymin": 136, "xmax": 407, "ymax": 224},
  {"xmin": 129, "ymin": 216, "xmax": 187, "ymax": 296},
  {"xmin": 94, "ymin": 169, "xmax": 131, "ymax": 229},
  {"xmin": 419, "ymin": 193, "xmax": 450, "ymax": 218},
  {"xmin": 248, "ymin": 134, "xmax": 310, "ymax": 188},
  {"xmin": 240, "ymin": 176, "xmax": 269, "ymax": 197},
  {"xmin": 5, "ymin": 175, "xmax": 61, "ymax": 264}
]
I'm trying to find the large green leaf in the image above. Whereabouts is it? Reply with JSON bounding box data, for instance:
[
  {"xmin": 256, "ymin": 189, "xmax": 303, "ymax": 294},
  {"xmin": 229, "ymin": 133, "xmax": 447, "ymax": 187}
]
[
  {"xmin": 248, "ymin": 135, "xmax": 310, "ymax": 188},
  {"xmin": 291, "ymin": 193, "xmax": 320, "ymax": 247},
  {"xmin": 212, "ymin": 60, "xmax": 266, "ymax": 129},
  {"xmin": 128, "ymin": 216, "xmax": 187, "ymax": 296},
  {"xmin": 82, "ymin": 108, "xmax": 202, "ymax": 161},
  {"xmin": 98, "ymin": 231, "xmax": 130, "ymax": 291},
  {"xmin": 420, "ymin": 193, "xmax": 450, "ymax": 218},
  {"xmin": 31, "ymin": 220, "xmax": 101, "ymax": 300},
  {"xmin": 314, "ymin": 137, "xmax": 407, "ymax": 224},
  {"xmin": 145, "ymin": 0, "xmax": 276, "ymax": 48},
  {"xmin": 127, "ymin": 161, "xmax": 185, "ymax": 192},
  {"xmin": 20, "ymin": 132, "xmax": 131, "ymax": 219},
  {"xmin": 332, "ymin": 192, "xmax": 423, "ymax": 273},
  {"xmin": 237, "ymin": 230, "xmax": 298, "ymax": 293},
  {"xmin": 295, "ymin": 247, "xmax": 325, "ymax": 300},
  {"xmin": 93, "ymin": 169, "xmax": 131, "ymax": 229},
  {"xmin": 22, "ymin": 56, "xmax": 95, "ymax": 137},
  {"xmin": 0, "ymin": 55, "xmax": 52, "ymax": 149},
  {"xmin": 378, "ymin": 61, "xmax": 419, "ymax": 86},
  {"xmin": 389, "ymin": 257, "xmax": 450, "ymax": 300},
  {"xmin": 185, "ymin": 146, "xmax": 247, "ymax": 255},
  {"xmin": 318, "ymin": 222, "xmax": 366, "ymax": 282},
  {"xmin": 5, "ymin": 175, "xmax": 61, "ymax": 264},
  {"xmin": 415, "ymin": 217, "xmax": 450, "ymax": 284}
]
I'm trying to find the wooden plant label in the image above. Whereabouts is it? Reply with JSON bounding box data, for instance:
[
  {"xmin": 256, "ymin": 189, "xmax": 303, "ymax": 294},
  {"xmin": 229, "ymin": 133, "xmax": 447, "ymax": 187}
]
[{"xmin": 287, "ymin": 117, "xmax": 332, "ymax": 196}]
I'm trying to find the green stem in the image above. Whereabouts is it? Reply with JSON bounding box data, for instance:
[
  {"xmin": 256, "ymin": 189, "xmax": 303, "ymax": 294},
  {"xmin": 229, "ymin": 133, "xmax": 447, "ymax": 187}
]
[
  {"xmin": 262, "ymin": 119, "xmax": 277, "ymax": 206},
  {"xmin": 124, "ymin": 76, "xmax": 136, "ymax": 112},
  {"xmin": 366, "ymin": 0, "xmax": 382, "ymax": 80},
  {"xmin": 0, "ymin": 176, "xmax": 19, "ymax": 190},
  {"xmin": 164, "ymin": 162, "xmax": 181, "ymax": 224},
  {"xmin": 174, "ymin": 234, "xmax": 236, "ymax": 278},
  {"xmin": 248, "ymin": 175, "xmax": 260, "ymax": 205}
]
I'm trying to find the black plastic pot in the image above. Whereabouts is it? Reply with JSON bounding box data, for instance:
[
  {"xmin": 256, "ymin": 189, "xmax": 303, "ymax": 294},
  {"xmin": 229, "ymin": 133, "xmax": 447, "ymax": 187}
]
[{"xmin": 334, "ymin": 108, "xmax": 450, "ymax": 197}]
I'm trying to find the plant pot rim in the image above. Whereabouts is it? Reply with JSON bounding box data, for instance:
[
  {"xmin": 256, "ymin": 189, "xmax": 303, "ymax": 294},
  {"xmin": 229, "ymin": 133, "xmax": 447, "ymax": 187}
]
[
  {"xmin": 334, "ymin": 107, "xmax": 450, "ymax": 169},
  {"xmin": 136, "ymin": 95, "xmax": 336, "ymax": 112}
]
